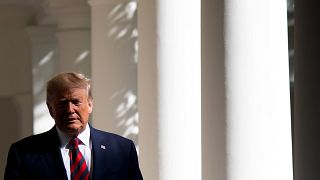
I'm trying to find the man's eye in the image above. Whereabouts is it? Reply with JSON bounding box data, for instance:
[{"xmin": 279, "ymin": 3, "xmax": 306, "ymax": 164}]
[
  {"xmin": 56, "ymin": 101, "xmax": 67, "ymax": 106},
  {"xmin": 73, "ymin": 100, "xmax": 81, "ymax": 105}
]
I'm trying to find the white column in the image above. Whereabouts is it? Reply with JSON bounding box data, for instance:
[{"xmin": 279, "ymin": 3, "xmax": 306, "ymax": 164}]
[
  {"xmin": 138, "ymin": 0, "xmax": 201, "ymax": 180},
  {"xmin": 223, "ymin": 0, "xmax": 292, "ymax": 179},
  {"xmin": 45, "ymin": 0, "xmax": 91, "ymax": 75},
  {"xmin": 89, "ymin": 0, "xmax": 139, "ymax": 143},
  {"xmin": 26, "ymin": 26, "xmax": 58, "ymax": 134}
]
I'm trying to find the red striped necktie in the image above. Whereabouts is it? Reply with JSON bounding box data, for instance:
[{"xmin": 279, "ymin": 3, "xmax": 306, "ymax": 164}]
[{"xmin": 69, "ymin": 137, "xmax": 90, "ymax": 180}]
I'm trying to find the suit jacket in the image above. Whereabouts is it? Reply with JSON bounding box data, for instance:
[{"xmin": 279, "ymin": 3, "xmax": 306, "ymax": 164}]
[{"xmin": 4, "ymin": 125, "xmax": 143, "ymax": 180}]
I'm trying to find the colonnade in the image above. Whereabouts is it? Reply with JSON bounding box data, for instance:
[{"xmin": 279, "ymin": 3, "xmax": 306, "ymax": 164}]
[{"xmin": 1, "ymin": 0, "xmax": 311, "ymax": 179}]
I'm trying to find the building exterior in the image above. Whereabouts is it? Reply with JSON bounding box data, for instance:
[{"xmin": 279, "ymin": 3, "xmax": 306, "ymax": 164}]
[{"xmin": 0, "ymin": 0, "xmax": 314, "ymax": 179}]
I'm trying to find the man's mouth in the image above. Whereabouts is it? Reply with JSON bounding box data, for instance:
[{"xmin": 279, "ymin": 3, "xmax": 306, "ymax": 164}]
[{"xmin": 65, "ymin": 117, "xmax": 78, "ymax": 122}]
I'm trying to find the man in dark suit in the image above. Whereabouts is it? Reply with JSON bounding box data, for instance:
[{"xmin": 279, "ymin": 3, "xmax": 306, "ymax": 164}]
[{"xmin": 4, "ymin": 72, "xmax": 143, "ymax": 180}]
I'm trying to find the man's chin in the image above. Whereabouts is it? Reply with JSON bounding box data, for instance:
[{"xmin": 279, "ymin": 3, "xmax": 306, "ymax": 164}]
[{"xmin": 61, "ymin": 125, "xmax": 82, "ymax": 136}]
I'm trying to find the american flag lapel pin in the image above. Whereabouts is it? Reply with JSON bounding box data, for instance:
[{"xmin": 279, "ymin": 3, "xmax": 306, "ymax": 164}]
[{"xmin": 100, "ymin": 145, "xmax": 106, "ymax": 150}]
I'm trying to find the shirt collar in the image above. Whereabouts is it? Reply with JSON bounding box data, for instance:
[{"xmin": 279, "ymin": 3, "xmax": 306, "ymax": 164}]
[{"xmin": 56, "ymin": 124, "xmax": 91, "ymax": 148}]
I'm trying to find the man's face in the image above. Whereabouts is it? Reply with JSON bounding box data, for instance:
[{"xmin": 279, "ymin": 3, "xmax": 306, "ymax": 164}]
[{"xmin": 47, "ymin": 88, "xmax": 93, "ymax": 136}]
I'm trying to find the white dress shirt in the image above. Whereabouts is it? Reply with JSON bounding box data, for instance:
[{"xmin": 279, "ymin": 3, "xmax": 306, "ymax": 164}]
[{"xmin": 56, "ymin": 125, "xmax": 92, "ymax": 180}]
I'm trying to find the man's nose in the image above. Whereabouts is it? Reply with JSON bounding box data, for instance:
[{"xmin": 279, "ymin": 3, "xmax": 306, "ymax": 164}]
[{"xmin": 66, "ymin": 102, "xmax": 76, "ymax": 113}]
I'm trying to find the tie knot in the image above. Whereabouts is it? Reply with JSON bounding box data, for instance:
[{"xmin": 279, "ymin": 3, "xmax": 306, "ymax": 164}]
[{"xmin": 69, "ymin": 137, "xmax": 80, "ymax": 147}]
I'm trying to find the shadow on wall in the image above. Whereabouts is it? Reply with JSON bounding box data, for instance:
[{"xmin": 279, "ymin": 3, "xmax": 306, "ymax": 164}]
[
  {"xmin": 107, "ymin": 2, "xmax": 139, "ymax": 143},
  {"xmin": 0, "ymin": 97, "xmax": 20, "ymax": 178},
  {"xmin": 33, "ymin": 2, "xmax": 139, "ymax": 144}
]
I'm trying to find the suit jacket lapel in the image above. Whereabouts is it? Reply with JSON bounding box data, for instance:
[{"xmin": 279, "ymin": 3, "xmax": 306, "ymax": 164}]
[
  {"xmin": 44, "ymin": 127, "xmax": 68, "ymax": 180},
  {"xmin": 90, "ymin": 127, "xmax": 111, "ymax": 179}
]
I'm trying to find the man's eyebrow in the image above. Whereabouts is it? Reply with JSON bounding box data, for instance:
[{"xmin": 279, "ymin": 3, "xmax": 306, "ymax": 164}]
[{"xmin": 58, "ymin": 97, "xmax": 82, "ymax": 101}]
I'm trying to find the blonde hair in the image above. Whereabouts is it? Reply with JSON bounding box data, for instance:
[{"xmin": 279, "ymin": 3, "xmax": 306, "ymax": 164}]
[{"xmin": 46, "ymin": 72, "xmax": 92, "ymax": 102}]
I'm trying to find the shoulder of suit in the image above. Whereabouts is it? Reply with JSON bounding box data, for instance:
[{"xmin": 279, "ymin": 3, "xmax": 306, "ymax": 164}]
[
  {"xmin": 10, "ymin": 127, "xmax": 58, "ymax": 149},
  {"xmin": 90, "ymin": 126, "xmax": 134, "ymax": 144}
]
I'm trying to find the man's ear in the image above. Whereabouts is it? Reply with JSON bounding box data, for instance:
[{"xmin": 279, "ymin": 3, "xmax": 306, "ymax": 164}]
[{"xmin": 88, "ymin": 99, "xmax": 93, "ymax": 113}]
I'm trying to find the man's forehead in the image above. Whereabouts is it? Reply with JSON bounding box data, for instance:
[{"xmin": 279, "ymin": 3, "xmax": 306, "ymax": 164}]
[
  {"xmin": 55, "ymin": 88, "xmax": 87, "ymax": 98},
  {"xmin": 60, "ymin": 87, "xmax": 86, "ymax": 94}
]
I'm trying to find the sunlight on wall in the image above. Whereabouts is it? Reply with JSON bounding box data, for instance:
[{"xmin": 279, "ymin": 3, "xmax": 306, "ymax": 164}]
[
  {"xmin": 34, "ymin": 101, "xmax": 54, "ymax": 134},
  {"xmin": 32, "ymin": 51, "xmax": 55, "ymax": 95},
  {"xmin": 74, "ymin": 50, "xmax": 90, "ymax": 65},
  {"xmin": 33, "ymin": 50, "xmax": 56, "ymax": 134},
  {"xmin": 38, "ymin": 51, "xmax": 54, "ymax": 66},
  {"xmin": 103, "ymin": 1, "xmax": 138, "ymax": 143},
  {"xmin": 115, "ymin": 90, "xmax": 139, "ymax": 137},
  {"xmin": 108, "ymin": 2, "xmax": 137, "ymax": 41}
]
